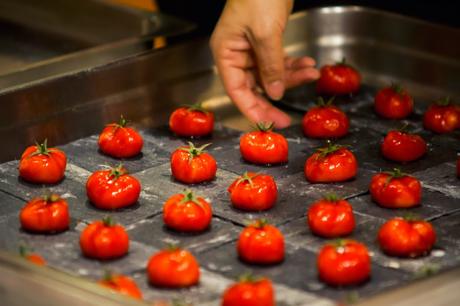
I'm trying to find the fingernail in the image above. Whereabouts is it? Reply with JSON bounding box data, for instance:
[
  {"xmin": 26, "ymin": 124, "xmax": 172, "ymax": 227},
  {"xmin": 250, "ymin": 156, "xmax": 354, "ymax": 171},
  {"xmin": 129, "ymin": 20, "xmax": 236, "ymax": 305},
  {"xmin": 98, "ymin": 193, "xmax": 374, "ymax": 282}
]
[{"xmin": 267, "ymin": 81, "xmax": 285, "ymax": 101}]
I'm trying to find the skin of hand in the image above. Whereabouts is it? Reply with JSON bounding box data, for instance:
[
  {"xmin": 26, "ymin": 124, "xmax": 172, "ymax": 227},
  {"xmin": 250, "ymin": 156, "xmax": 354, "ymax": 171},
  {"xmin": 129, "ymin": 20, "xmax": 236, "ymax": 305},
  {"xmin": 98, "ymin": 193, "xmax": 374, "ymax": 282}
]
[{"xmin": 210, "ymin": 0, "xmax": 320, "ymax": 128}]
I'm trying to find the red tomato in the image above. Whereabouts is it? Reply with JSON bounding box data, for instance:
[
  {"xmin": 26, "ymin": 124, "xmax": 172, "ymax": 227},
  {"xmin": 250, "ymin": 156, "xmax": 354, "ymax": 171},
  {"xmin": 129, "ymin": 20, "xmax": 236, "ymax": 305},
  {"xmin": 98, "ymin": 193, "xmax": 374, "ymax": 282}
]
[
  {"xmin": 163, "ymin": 190, "xmax": 212, "ymax": 232},
  {"xmin": 317, "ymin": 240, "xmax": 371, "ymax": 286},
  {"xmin": 316, "ymin": 60, "xmax": 361, "ymax": 96},
  {"xmin": 302, "ymin": 97, "xmax": 349, "ymax": 138},
  {"xmin": 169, "ymin": 103, "xmax": 214, "ymax": 137},
  {"xmin": 20, "ymin": 194, "xmax": 70, "ymax": 233},
  {"xmin": 19, "ymin": 139, "xmax": 67, "ymax": 184},
  {"xmin": 305, "ymin": 142, "xmax": 358, "ymax": 183},
  {"xmin": 98, "ymin": 272, "xmax": 142, "ymax": 300},
  {"xmin": 170, "ymin": 142, "xmax": 217, "ymax": 184},
  {"xmin": 240, "ymin": 122, "xmax": 288, "ymax": 165},
  {"xmin": 370, "ymin": 169, "xmax": 421, "ymax": 208},
  {"xmin": 381, "ymin": 130, "xmax": 427, "ymax": 162},
  {"xmin": 307, "ymin": 195, "xmax": 355, "ymax": 238},
  {"xmin": 98, "ymin": 116, "xmax": 143, "ymax": 158},
  {"xmin": 237, "ymin": 220, "xmax": 284, "ymax": 265},
  {"xmin": 374, "ymin": 85, "xmax": 413, "ymax": 119},
  {"xmin": 227, "ymin": 172, "xmax": 277, "ymax": 211},
  {"xmin": 20, "ymin": 246, "xmax": 46, "ymax": 266},
  {"xmin": 222, "ymin": 275, "xmax": 274, "ymax": 306},
  {"xmin": 147, "ymin": 247, "xmax": 200, "ymax": 288},
  {"xmin": 378, "ymin": 217, "xmax": 436, "ymax": 258},
  {"xmin": 423, "ymin": 98, "xmax": 459, "ymax": 133},
  {"xmin": 80, "ymin": 218, "xmax": 129, "ymax": 260},
  {"xmin": 86, "ymin": 165, "xmax": 141, "ymax": 210}
]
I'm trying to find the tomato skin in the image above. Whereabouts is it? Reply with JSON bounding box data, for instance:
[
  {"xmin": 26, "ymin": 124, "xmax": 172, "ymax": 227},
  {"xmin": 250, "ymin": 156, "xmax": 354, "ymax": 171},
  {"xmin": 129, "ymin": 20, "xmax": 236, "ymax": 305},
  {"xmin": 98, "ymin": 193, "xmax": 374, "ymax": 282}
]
[
  {"xmin": 305, "ymin": 148, "xmax": 357, "ymax": 183},
  {"xmin": 237, "ymin": 221, "xmax": 284, "ymax": 264},
  {"xmin": 163, "ymin": 192, "xmax": 212, "ymax": 232},
  {"xmin": 26, "ymin": 254, "xmax": 46, "ymax": 266},
  {"xmin": 240, "ymin": 131, "xmax": 288, "ymax": 165},
  {"xmin": 170, "ymin": 146, "xmax": 217, "ymax": 184},
  {"xmin": 374, "ymin": 87, "xmax": 413, "ymax": 119},
  {"xmin": 147, "ymin": 248, "xmax": 200, "ymax": 288},
  {"xmin": 423, "ymin": 104, "xmax": 459, "ymax": 134},
  {"xmin": 19, "ymin": 145, "xmax": 67, "ymax": 184},
  {"xmin": 98, "ymin": 124, "xmax": 143, "ymax": 158},
  {"xmin": 86, "ymin": 167, "xmax": 140, "ymax": 210},
  {"xmin": 316, "ymin": 64, "xmax": 361, "ymax": 96},
  {"xmin": 307, "ymin": 198, "xmax": 355, "ymax": 238},
  {"xmin": 370, "ymin": 173, "xmax": 421, "ymax": 208},
  {"xmin": 222, "ymin": 278, "xmax": 274, "ymax": 306},
  {"xmin": 98, "ymin": 274, "xmax": 142, "ymax": 300},
  {"xmin": 378, "ymin": 218, "xmax": 436, "ymax": 257},
  {"xmin": 20, "ymin": 195, "xmax": 70, "ymax": 233},
  {"xmin": 317, "ymin": 240, "xmax": 371, "ymax": 286},
  {"xmin": 302, "ymin": 106, "xmax": 349, "ymax": 138},
  {"xmin": 80, "ymin": 220, "xmax": 129, "ymax": 260},
  {"xmin": 169, "ymin": 107, "xmax": 214, "ymax": 137},
  {"xmin": 227, "ymin": 172, "xmax": 277, "ymax": 211},
  {"xmin": 381, "ymin": 131, "xmax": 427, "ymax": 162}
]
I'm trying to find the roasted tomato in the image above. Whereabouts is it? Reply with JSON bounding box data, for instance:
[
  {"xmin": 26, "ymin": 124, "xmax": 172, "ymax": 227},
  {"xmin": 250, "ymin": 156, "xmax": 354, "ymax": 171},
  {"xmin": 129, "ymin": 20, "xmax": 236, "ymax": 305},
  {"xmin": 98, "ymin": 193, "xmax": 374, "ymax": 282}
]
[
  {"xmin": 374, "ymin": 84, "xmax": 413, "ymax": 119},
  {"xmin": 369, "ymin": 169, "xmax": 421, "ymax": 208},
  {"xmin": 86, "ymin": 165, "xmax": 141, "ymax": 210},
  {"xmin": 170, "ymin": 142, "xmax": 217, "ymax": 184},
  {"xmin": 20, "ymin": 246, "xmax": 46, "ymax": 266},
  {"xmin": 316, "ymin": 59, "xmax": 361, "ymax": 96},
  {"xmin": 302, "ymin": 97, "xmax": 349, "ymax": 138},
  {"xmin": 240, "ymin": 122, "xmax": 288, "ymax": 165},
  {"xmin": 98, "ymin": 116, "xmax": 143, "ymax": 158},
  {"xmin": 20, "ymin": 193, "xmax": 70, "ymax": 233},
  {"xmin": 378, "ymin": 217, "xmax": 436, "ymax": 258},
  {"xmin": 423, "ymin": 97, "xmax": 459, "ymax": 134},
  {"xmin": 169, "ymin": 102, "xmax": 214, "ymax": 137},
  {"xmin": 237, "ymin": 219, "xmax": 284, "ymax": 265},
  {"xmin": 305, "ymin": 142, "xmax": 358, "ymax": 183},
  {"xmin": 98, "ymin": 272, "xmax": 142, "ymax": 300},
  {"xmin": 147, "ymin": 247, "xmax": 200, "ymax": 288},
  {"xmin": 381, "ymin": 129, "xmax": 427, "ymax": 162},
  {"xmin": 163, "ymin": 189, "xmax": 212, "ymax": 232},
  {"xmin": 19, "ymin": 139, "xmax": 67, "ymax": 184},
  {"xmin": 222, "ymin": 275, "xmax": 274, "ymax": 306},
  {"xmin": 307, "ymin": 194, "xmax": 355, "ymax": 238},
  {"xmin": 227, "ymin": 172, "xmax": 277, "ymax": 211},
  {"xmin": 80, "ymin": 218, "xmax": 129, "ymax": 260},
  {"xmin": 317, "ymin": 240, "xmax": 371, "ymax": 286}
]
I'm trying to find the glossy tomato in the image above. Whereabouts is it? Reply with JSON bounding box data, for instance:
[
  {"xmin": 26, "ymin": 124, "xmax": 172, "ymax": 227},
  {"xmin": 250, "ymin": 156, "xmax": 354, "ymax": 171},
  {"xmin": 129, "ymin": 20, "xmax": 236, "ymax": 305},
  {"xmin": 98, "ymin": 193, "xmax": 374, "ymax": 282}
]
[
  {"xmin": 20, "ymin": 194, "xmax": 69, "ymax": 233},
  {"xmin": 381, "ymin": 130, "xmax": 427, "ymax": 162},
  {"xmin": 378, "ymin": 217, "xmax": 436, "ymax": 258},
  {"xmin": 163, "ymin": 189, "xmax": 212, "ymax": 232},
  {"xmin": 317, "ymin": 240, "xmax": 371, "ymax": 286},
  {"xmin": 19, "ymin": 139, "xmax": 67, "ymax": 184},
  {"xmin": 423, "ymin": 97, "xmax": 459, "ymax": 134},
  {"xmin": 374, "ymin": 84, "xmax": 413, "ymax": 119},
  {"xmin": 237, "ymin": 220, "xmax": 284, "ymax": 265},
  {"xmin": 302, "ymin": 97, "xmax": 349, "ymax": 138},
  {"xmin": 316, "ymin": 59, "xmax": 361, "ymax": 96},
  {"xmin": 98, "ymin": 116, "xmax": 143, "ymax": 158},
  {"xmin": 170, "ymin": 142, "xmax": 217, "ymax": 184},
  {"xmin": 307, "ymin": 195, "xmax": 355, "ymax": 238},
  {"xmin": 98, "ymin": 272, "xmax": 142, "ymax": 299},
  {"xmin": 240, "ymin": 122, "xmax": 288, "ymax": 165},
  {"xmin": 305, "ymin": 142, "xmax": 358, "ymax": 183},
  {"xmin": 147, "ymin": 247, "xmax": 200, "ymax": 288},
  {"xmin": 222, "ymin": 275, "xmax": 274, "ymax": 306},
  {"xmin": 369, "ymin": 169, "xmax": 421, "ymax": 208},
  {"xmin": 169, "ymin": 103, "xmax": 214, "ymax": 137},
  {"xmin": 86, "ymin": 165, "xmax": 141, "ymax": 210},
  {"xmin": 227, "ymin": 172, "xmax": 277, "ymax": 211},
  {"xmin": 80, "ymin": 218, "xmax": 129, "ymax": 260},
  {"xmin": 20, "ymin": 246, "xmax": 46, "ymax": 266}
]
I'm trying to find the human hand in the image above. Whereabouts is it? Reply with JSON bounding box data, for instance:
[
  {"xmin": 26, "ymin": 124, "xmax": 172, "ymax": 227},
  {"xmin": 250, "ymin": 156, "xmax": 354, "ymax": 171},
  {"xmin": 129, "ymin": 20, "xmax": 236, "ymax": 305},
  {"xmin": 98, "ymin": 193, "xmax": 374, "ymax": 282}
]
[{"xmin": 210, "ymin": 0, "xmax": 319, "ymax": 128}]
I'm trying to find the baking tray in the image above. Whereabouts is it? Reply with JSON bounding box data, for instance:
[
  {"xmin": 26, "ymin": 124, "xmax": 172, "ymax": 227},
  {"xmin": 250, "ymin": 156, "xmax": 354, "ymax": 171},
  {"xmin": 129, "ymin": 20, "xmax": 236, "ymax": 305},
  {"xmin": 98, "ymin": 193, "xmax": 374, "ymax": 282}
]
[{"xmin": 0, "ymin": 6, "xmax": 459, "ymax": 306}]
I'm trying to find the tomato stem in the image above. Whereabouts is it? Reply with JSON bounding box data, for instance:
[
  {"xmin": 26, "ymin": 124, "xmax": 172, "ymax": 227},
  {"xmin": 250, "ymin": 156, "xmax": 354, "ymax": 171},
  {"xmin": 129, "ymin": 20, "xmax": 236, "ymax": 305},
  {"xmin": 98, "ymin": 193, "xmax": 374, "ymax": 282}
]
[
  {"xmin": 109, "ymin": 164, "xmax": 127, "ymax": 180},
  {"xmin": 181, "ymin": 142, "xmax": 211, "ymax": 161},
  {"xmin": 102, "ymin": 217, "xmax": 116, "ymax": 227},
  {"xmin": 165, "ymin": 243, "xmax": 180, "ymax": 252},
  {"xmin": 186, "ymin": 102, "xmax": 209, "ymax": 114},
  {"xmin": 255, "ymin": 122, "xmax": 274, "ymax": 132},
  {"xmin": 402, "ymin": 213, "xmax": 421, "ymax": 222},
  {"xmin": 238, "ymin": 272, "xmax": 262, "ymax": 283},
  {"xmin": 42, "ymin": 192, "xmax": 60, "ymax": 204},
  {"xmin": 435, "ymin": 96, "xmax": 451, "ymax": 106},
  {"xmin": 383, "ymin": 168, "xmax": 409, "ymax": 186},
  {"xmin": 28, "ymin": 139, "xmax": 51, "ymax": 158},
  {"xmin": 251, "ymin": 219, "xmax": 269, "ymax": 229},
  {"xmin": 103, "ymin": 270, "xmax": 115, "ymax": 283},
  {"xmin": 324, "ymin": 193, "xmax": 340, "ymax": 202},
  {"xmin": 391, "ymin": 83, "xmax": 404, "ymax": 95},
  {"xmin": 316, "ymin": 96, "xmax": 335, "ymax": 107},
  {"xmin": 235, "ymin": 172, "xmax": 258, "ymax": 188},
  {"xmin": 315, "ymin": 140, "xmax": 345, "ymax": 159},
  {"xmin": 179, "ymin": 189, "xmax": 203, "ymax": 207}
]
